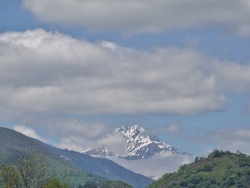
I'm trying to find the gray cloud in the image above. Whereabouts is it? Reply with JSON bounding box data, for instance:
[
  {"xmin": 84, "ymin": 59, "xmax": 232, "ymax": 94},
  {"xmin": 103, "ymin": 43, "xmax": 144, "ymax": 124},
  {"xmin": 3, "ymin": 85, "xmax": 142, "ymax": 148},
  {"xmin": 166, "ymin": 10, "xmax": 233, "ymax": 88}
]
[
  {"xmin": 1, "ymin": 29, "xmax": 250, "ymax": 122},
  {"xmin": 188, "ymin": 127, "xmax": 250, "ymax": 155},
  {"xmin": 214, "ymin": 128, "xmax": 250, "ymax": 154},
  {"xmin": 22, "ymin": 0, "xmax": 250, "ymax": 35}
]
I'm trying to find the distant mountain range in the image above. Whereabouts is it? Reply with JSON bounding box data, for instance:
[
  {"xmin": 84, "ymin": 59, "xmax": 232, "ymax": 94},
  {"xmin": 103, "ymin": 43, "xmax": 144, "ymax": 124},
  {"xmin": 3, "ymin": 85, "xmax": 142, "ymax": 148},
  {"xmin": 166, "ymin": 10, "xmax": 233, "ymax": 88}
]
[
  {"xmin": 0, "ymin": 127, "xmax": 153, "ymax": 188},
  {"xmin": 84, "ymin": 125, "xmax": 193, "ymax": 178}
]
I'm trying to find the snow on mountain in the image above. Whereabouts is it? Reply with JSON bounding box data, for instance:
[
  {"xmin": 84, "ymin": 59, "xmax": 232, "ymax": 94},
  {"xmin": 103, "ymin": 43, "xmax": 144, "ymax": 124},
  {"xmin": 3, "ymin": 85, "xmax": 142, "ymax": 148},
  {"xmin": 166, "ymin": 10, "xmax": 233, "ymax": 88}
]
[
  {"xmin": 84, "ymin": 125, "xmax": 190, "ymax": 160},
  {"xmin": 118, "ymin": 125, "xmax": 189, "ymax": 159}
]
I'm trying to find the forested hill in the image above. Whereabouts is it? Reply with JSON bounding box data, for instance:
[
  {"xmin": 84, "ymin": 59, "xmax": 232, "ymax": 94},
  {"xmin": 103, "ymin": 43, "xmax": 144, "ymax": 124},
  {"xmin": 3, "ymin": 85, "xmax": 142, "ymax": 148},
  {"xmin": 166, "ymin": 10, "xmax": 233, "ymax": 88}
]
[
  {"xmin": 148, "ymin": 150, "xmax": 250, "ymax": 188},
  {"xmin": 0, "ymin": 127, "xmax": 133, "ymax": 188}
]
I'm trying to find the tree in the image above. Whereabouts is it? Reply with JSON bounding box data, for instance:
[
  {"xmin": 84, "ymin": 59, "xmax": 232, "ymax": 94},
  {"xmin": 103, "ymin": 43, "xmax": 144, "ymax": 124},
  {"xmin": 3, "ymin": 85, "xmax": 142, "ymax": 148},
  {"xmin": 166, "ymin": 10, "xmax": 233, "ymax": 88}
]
[
  {"xmin": 83, "ymin": 181, "xmax": 97, "ymax": 188},
  {"xmin": 0, "ymin": 164, "xmax": 20, "ymax": 188},
  {"xmin": 42, "ymin": 179, "xmax": 68, "ymax": 188},
  {"xmin": 208, "ymin": 149, "xmax": 221, "ymax": 158},
  {"xmin": 0, "ymin": 150, "xmax": 59, "ymax": 188}
]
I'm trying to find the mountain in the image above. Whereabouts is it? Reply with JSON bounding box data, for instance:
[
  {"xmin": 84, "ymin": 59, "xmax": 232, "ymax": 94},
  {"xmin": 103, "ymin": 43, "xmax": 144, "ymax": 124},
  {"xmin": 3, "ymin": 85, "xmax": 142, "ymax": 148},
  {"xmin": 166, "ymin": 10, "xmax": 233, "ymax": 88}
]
[
  {"xmin": 117, "ymin": 125, "xmax": 188, "ymax": 159},
  {"xmin": 0, "ymin": 127, "xmax": 152, "ymax": 188},
  {"xmin": 148, "ymin": 150, "xmax": 250, "ymax": 188},
  {"xmin": 85, "ymin": 125, "xmax": 189, "ymax": 160},
  {"xmin": 84, "ymin": 125, "xmax": 193, "ymax": 178}
]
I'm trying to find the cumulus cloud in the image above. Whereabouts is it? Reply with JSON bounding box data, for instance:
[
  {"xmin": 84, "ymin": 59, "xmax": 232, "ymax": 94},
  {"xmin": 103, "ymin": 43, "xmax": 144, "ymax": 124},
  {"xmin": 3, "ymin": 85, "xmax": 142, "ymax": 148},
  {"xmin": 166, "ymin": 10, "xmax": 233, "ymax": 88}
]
[
  {"xmin": 22, "ymin": 0, "xmax": 250, "ymax": 35},
  {"xmin": 0, "ymin": 29, "xmax": 238, "ymax": 121},
  {"xmin": 13, "ymin": 125, "xmax": 46, "ymax": 142}
]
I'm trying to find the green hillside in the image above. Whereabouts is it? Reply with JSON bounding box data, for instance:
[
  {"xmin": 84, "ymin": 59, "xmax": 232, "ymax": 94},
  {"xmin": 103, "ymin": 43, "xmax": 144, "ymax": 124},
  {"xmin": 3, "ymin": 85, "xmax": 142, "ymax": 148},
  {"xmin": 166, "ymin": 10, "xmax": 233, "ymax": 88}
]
[
  {"xmin": 0, "ymin": 127, "xmax": 132, "ymax": 188},
  {"xmin": 148, "ymin": 150, "xmax": 250, "ymax": 188}
]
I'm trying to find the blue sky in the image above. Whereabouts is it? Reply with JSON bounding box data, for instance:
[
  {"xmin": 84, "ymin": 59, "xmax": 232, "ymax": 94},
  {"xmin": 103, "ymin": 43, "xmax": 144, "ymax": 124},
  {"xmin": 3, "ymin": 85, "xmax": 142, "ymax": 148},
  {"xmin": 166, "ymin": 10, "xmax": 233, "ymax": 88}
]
[{"xmin": 1, "ymin": 0, "xmax": 250, "ymax": 156}]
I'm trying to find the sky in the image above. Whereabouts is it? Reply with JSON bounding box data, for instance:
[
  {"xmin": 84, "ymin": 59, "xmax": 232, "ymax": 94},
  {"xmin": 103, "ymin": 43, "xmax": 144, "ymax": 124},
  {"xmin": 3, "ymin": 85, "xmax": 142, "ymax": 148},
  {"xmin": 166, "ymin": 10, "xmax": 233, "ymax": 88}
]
[{"xmin": 1, "ymin": 0, "xmax": 250, "ymax": 156}]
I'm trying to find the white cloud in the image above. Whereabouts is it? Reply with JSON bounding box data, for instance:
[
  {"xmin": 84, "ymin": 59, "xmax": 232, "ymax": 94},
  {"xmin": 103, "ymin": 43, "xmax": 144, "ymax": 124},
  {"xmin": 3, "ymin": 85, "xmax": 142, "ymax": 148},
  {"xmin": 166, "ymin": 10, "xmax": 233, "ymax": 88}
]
[
  {"xmin": 22, "ymin": 0, "xmax": 250, "ymax": 35},
  {"xmin": 0, "ymin": 29, "xmax": 250, "ymax": 121},
  {"xmin": 109, "ymin": 154, "xmax": 194, "ymax": 178},
  {"xmin": 13, "ymin": 125, "xmax": 46, "ymax": 142},
  {"xmin": 52, "ymin": 121, "xmax": 127, "ymax": 154}
]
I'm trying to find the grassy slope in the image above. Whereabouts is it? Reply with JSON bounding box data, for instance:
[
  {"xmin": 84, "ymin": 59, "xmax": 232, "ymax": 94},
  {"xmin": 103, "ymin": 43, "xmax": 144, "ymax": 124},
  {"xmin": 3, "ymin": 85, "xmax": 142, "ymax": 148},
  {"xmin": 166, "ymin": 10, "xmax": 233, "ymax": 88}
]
[
  {"xmin": 148, "ymin": 150, "xmax": 250, "ymax": 188},
  {"xmin": 0, "ymin": 127, "xmax": 132, "ymax": 188}
]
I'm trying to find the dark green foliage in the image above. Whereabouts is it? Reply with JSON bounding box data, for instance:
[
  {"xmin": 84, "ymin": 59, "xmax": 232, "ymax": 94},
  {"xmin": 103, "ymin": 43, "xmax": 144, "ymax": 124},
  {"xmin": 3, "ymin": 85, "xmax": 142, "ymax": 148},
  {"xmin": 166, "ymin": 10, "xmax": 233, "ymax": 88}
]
[
  {"xmin": 0, "ymin": 150, "xmax": 52, "ymax": 188},
  {"xmin": 148, "ymin": 150, "xmax": 250, "ymax": 188},
  {"xmin": 208, "ymin": 149, "xmax": 222, "ymax": 158},
  {"xmin": 82, "ymin": 181, "xmax": 97, "ymax": 188},
  {"xmin": 42, "ymin": 179, "xmax": 68, "ymax": 188},
  {"xmin": 196, "ymin": 164, "xmax": 213, "ymax": 172},
  {"xmin": 99, "ymin": 180, "xmax": 133, "ymax": 188}
]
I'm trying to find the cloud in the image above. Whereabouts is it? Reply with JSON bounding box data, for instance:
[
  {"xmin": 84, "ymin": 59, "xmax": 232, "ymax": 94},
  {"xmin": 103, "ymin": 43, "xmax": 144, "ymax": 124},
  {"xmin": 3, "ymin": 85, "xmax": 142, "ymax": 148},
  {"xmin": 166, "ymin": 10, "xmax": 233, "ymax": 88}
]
[
  {"xmin": 189, "ymin": 127, "xmax": 250, "ymax": 155},
  {"xmin": 50, "ymin": 120, "xmax": 127, "ymax": 154},
  {"xmin": 54, "ymin": 120, "xmax": 193, "ymax": 178},
  {"xmin": 109, "ymin": 154, "xmax": 194, "ymax": 178},
  {"xmin": 0, "ymin": 29, "xmax": 250, "ymax": 121},
  {"xmin": 22, "ymin": 0, "xmax": 250, "ymax": 35},
  {"xmin": 214, "ymin": 128, "xmax": 250, "ymax": 154},
  {"xmin": 13, "ymin": 125, "xmax": 46, "ymax": 142}
]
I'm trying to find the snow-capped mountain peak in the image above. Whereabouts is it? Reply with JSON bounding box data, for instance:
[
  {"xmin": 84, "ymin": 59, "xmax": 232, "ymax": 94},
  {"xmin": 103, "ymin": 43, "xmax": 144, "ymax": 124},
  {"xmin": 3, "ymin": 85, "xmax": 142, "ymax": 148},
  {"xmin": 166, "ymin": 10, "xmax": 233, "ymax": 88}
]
[
  {"xmin": 116, "ymin": 125, "xmax": 182, "ymax": 159},
  {"xmin": 85, "ymin": 125, "xmax": 189, "ymax": 160}
]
